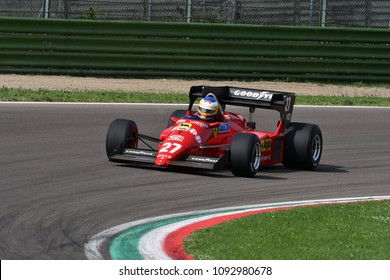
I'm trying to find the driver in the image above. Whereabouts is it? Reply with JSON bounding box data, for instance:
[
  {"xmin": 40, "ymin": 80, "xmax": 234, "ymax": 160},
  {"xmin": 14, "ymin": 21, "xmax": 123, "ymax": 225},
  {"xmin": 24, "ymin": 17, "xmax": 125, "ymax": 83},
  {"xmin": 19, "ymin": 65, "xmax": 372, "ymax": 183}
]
[{"xmin": 197, "ymin": 96, "xmax": 219, "ymax": 121}]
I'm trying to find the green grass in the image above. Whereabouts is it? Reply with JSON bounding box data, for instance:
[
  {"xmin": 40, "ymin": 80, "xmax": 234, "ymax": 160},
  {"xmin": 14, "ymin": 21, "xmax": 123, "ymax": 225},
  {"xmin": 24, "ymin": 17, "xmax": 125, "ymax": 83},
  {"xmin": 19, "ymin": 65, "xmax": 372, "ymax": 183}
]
[
  {"xmin": 296, "ymin": 95, "xmax": 390, "ymax": 106},
  {"xmin": 0, "ymin": 87, "xmax": 389, "ymax": 106},
  {"xmin": 0, "ymin": 87, "xmax": 186, "ymax": 103},
  {"xmin": 184, "ymin": 200, "xmax": 390, "ymax": 260}
]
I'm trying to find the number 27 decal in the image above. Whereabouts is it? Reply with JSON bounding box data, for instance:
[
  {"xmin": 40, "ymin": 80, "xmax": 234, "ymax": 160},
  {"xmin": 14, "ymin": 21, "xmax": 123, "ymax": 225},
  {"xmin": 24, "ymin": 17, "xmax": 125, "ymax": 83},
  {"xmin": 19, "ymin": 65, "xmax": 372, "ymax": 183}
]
[{"xmin": 160, "ymin": 142, "xmax": 182, "ymax": 153}]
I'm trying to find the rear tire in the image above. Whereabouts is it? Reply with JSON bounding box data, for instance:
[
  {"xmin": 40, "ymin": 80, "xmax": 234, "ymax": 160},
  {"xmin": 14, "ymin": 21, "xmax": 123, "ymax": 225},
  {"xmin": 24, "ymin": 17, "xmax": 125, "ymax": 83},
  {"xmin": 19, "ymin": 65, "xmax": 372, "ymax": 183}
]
[
  {"xmin": 230, "ymin": 133, "xmax": 261, "ymax": 177},
  {"xmin": 106, "ymin": 119, "xmax": 138, "ymax": 158},
  {"xmin": 283, "ymin": 122, "xmax": 322, "ymax": 170}
]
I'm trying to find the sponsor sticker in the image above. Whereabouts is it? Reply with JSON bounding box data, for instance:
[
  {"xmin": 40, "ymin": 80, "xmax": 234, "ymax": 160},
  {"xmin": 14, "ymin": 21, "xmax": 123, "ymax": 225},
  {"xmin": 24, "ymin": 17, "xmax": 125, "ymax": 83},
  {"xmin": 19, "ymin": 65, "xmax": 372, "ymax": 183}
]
[
  {"xmin": 124, "ymin": 149, "xmax": 155, "ymax": 156},
  {"xmin": 232, "ymin": 89, "xmax": 273, "ymax": 101},
  {"xmin": 261, "ymin": 139, "xmax": 272, "ymax": 152},
  {"xmin": 189, "ymin": 128, "xmax": 202, "ymax": 144},
  {"xmin": 261, "ymin": 155, "xmax": 272, "ymax": 161},
  {"xmin": 157, "ymin": 154, "xmax": 172, "ymax": 160},
  {"xmin": 213, "ymin": 127, "xmax": 218, "ymax": 138},
  {"xmin": 177, "ymin": 123, "xmax": 191, "ymax": 131},
  {"xmin": 189, "ymin": 156, "xmax": 218, "ymax": 163},
  {"xmin": 213, "ymin": 123, "xmax": 230, "ymax": 137},
  {"xmin": 189, "ymin": 120, "xmax": 208, "ymax": 128},
  {"xmin": 218, "ymin": 123, "xmax": 230, "ymax": 133},
  {"xmin": 168, "ymin": 135, "xmax": 185, "ymax": 142}
]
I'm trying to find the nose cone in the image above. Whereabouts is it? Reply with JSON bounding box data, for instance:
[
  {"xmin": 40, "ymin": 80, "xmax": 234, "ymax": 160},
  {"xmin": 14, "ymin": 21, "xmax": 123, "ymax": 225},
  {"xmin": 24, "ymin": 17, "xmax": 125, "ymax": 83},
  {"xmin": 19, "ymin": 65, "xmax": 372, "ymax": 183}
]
[
  {"xmin": 155, "ymin": 127, "xmax": 203, "ymax": 167},
  {"xmin": 155, "ymin": 141, "xmax": 184, "ymax": 167},
  {"xmin": 155, "ymin": 156, "xmax": 170, "ymax": 167},
  {"xmin": 155, "ymin": 119, "xmax": 209, "ymax": 167}
]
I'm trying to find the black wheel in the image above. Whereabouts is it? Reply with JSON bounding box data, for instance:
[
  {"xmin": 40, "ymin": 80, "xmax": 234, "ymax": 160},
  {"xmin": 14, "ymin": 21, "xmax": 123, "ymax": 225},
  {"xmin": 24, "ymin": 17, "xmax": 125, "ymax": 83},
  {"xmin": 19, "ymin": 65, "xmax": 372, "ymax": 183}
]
[
  {"xmin": 283, "ymin": 122, "xmax": 323, "ymax": 170},
  {"xmin": 106, "ymin": 119, "xmax": 138, "ymax": 158},
  {"xmin": 230, "ymin": 133, "xmax": 261, "ymax": 177},
  {"xmin": 167, "ymin": 110, "xmax": 188, "ymax": 128}
]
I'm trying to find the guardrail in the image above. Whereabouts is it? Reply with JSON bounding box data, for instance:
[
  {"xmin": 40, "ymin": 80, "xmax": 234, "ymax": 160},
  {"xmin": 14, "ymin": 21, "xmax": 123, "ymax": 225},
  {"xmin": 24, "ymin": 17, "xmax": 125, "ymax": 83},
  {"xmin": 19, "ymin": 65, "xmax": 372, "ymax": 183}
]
[{"xmin": 1, "ymin": 17, "xmax": 390, "ymax": 82}]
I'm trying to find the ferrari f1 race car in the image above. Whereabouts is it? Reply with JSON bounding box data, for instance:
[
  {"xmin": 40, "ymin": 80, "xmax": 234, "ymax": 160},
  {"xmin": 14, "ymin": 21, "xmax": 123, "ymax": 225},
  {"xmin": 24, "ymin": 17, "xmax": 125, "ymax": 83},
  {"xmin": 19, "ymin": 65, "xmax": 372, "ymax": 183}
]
[{"xmin": 106, "ymin": 86, "xmax": 323, "ymax": 177}]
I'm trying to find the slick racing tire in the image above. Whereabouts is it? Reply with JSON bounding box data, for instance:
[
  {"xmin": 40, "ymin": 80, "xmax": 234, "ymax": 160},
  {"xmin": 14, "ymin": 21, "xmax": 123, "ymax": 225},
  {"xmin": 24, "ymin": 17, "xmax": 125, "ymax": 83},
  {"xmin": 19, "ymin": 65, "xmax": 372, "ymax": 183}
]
[
  {"xmin": 167, "ymin": 110, "xmax": 188, "ymax": 127},
  {"xmin": 283, "ymin": 122, "xmax": 322, "ymax": 170},
  {"xmin": 106, "ymin": 119, "xmax": 138, "ymax": 159},
  {"xmin": 230, "ymin": 133, "xmax": 261, "ymax": 177}
]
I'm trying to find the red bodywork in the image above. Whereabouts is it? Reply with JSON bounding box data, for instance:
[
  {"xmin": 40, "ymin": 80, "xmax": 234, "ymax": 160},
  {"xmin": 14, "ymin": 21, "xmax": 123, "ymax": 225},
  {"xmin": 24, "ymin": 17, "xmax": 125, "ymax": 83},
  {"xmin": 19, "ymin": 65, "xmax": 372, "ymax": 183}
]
[{"xmin": 155, "ymin": 111, "xmax": 285, "ymax": 168}]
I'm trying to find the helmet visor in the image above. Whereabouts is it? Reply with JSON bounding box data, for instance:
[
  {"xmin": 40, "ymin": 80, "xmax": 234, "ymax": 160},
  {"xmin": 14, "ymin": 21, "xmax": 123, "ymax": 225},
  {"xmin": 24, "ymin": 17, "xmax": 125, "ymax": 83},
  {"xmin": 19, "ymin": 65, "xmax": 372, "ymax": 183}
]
[{"xmin": 198, "ymin": 107, "xmax": 216, "ymax": 114}]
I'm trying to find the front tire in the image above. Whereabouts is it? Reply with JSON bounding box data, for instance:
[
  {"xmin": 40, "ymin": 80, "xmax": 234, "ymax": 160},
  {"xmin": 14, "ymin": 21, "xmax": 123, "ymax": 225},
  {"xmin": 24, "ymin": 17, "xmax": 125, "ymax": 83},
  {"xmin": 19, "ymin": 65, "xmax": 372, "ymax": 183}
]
[
  {"xmin": 106, "ymin": 119, "xmax": 138, "ymax": 158},
  {"xmin": 283, "ymin": 122, "xmax": 323, "ymax": 170},
  {"xmin": 230, "ymin": 133, "xmax": 261, "ymax": 177}
]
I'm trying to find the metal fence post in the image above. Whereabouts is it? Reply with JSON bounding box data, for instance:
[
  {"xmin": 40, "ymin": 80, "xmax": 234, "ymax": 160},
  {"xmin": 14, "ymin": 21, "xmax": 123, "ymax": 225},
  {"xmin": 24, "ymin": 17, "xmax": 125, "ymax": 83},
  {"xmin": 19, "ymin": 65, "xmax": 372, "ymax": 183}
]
[
  {"xmin": 321, "ymin": 0, "xmax": 327, "ymax": 27},
  {"xmin": 309, "ymin": 0, "xmax": 314, "ymax": 25},
  {"xmin": 186, "ymin": 0, "xmax": 192, "ymax": 23},
  {"xmin": 147, "ymin": 0, "xmax": 152, "ymax": 21},
  {"xmin": 43, "ymin": 0, "xmax": 50, "ymax": 18}
]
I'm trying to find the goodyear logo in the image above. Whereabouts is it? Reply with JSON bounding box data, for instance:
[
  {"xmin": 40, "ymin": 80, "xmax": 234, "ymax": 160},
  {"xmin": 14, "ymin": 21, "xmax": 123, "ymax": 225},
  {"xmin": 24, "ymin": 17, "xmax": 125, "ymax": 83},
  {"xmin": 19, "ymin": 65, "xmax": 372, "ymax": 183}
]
[
  {"xmin": 261, "ymin": 139, "xmax": 272, "ymax": 152},
  {"xmin": 233, "ymin": 89, "xmax": 273, "ymax": 100}
]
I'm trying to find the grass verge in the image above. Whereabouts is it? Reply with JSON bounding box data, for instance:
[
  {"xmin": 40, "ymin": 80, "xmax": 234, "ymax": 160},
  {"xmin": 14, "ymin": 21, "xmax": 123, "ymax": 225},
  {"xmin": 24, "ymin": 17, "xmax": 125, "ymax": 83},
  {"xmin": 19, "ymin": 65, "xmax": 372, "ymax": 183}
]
[
  {"xmin": 184, "ymin": 200, "xmax": 390, "ymax": 260},
  {"xmin": 0, "ymin": 87, "xmax": 186, "ymax": 103},
  {"xmin": 0, "ymin": 87, "xmax": 389, "ymax": 106}
]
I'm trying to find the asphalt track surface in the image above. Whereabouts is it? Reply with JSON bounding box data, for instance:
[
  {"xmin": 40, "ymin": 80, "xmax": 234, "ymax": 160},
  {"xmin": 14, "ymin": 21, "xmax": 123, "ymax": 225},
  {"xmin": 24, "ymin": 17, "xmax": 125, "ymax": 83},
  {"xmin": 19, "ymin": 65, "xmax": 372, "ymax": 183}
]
[{"xmin": 0, "ymin": 102, "xmax": 389, "ymax": 259}]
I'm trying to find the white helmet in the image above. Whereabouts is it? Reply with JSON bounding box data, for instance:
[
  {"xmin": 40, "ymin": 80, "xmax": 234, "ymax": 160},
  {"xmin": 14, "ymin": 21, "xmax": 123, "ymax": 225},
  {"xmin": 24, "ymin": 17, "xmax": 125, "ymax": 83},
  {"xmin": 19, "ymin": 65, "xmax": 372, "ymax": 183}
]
[{"xmin": 198, "ymin": 96, "xmax": 219, "ymax": 120}]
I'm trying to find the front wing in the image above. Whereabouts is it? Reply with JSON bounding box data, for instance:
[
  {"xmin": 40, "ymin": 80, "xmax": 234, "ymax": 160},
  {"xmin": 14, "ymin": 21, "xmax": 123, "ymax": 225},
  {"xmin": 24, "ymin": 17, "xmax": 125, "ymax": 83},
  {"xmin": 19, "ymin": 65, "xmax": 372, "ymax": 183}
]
[{"xmin": 109, "ymin": 148, "xmax": 227, "ymax": 171}]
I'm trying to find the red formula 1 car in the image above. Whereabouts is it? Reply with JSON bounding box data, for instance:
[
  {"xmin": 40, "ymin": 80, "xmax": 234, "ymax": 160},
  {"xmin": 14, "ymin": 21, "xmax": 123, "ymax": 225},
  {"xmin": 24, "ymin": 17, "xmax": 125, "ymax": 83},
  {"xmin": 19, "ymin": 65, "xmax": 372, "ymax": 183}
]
[{"xmin": 106, "ymin": 86, "xmax": 322, "ymax": 177}]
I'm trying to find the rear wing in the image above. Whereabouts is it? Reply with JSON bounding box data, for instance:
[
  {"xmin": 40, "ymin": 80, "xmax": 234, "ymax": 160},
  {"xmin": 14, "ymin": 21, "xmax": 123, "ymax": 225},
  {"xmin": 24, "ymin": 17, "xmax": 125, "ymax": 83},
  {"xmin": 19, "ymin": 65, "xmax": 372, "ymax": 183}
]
[{"xmin": 188, "ymin": 86, "xmax": 295, "ymax": 125}]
